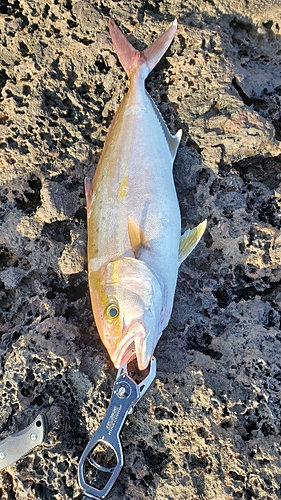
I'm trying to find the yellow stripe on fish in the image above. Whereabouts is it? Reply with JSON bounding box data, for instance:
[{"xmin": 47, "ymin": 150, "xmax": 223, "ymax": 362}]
[{"xmin": 119, "ymin": 175, "xmax": 128, "ymax": 198}]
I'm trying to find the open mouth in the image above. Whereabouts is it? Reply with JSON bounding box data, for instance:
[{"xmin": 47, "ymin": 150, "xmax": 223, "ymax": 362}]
[
  {"xmin": 112, "ymin": 322, "xmax": 145, "ymax": 368},
  {"xmin": 119, "ymin": 341, "xmax": 136, "ymax": 366}
]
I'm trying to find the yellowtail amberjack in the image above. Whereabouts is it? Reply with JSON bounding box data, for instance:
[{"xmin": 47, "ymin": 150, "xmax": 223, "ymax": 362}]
[{"xmin": 85, "ymin": 19, "xmax": 207, "ymax": 370}]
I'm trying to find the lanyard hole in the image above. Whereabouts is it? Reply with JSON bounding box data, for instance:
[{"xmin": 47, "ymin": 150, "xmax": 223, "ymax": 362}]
[
  {"xmin": 88, "ymin": 441, "xmax": 117, "ymax": 473},
  {"xmin": 83, "ymin": 441, "xmax": 118, "ymax": 491}
]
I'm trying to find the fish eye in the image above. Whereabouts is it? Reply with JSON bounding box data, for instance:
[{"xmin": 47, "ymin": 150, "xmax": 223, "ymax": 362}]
[{"xmin": 106, "ymin": 304, "xmax": 119, "ymax": 321}]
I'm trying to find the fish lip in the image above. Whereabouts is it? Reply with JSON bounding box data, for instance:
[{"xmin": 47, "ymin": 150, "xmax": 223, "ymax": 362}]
[{"xmin": 112, "ymin": 321, "xmax": 145, "ymax": 368}]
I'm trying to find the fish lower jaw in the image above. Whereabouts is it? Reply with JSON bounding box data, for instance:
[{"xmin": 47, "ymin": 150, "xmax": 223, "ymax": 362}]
[
  {"xmin": 111, "ymin": 325, "xmax": 145, "ymax": 369},
  {"xmin": 117, "ymin": 342, "xmax": 136, "ymax": 368}
]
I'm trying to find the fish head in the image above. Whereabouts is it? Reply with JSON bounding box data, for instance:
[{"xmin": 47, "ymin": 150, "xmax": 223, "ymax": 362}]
[{"xmin": 90, "ymin": 257, "xmax": 163, "ymax": 370}]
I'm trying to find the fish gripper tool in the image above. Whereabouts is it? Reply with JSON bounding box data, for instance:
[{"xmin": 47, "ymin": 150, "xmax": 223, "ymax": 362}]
[{"xmin": 78, "ymin": 356, "xmax": 156, "ymax": 499}]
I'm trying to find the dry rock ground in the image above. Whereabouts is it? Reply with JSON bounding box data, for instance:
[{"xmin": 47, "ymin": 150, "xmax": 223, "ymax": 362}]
[{"xmin": 0, "ymin": 0, "xmax": 281, "ymax": 499}]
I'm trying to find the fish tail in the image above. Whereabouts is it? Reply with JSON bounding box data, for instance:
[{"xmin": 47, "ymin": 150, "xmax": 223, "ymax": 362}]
[{"xmin": 109, "ymin": 19, "xmax": 177, "ymax": 81}]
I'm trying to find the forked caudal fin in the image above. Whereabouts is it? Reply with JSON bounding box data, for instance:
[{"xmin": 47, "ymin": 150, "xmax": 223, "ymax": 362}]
[{"xmin": 109, "ymin": 18, "xmax": 177, "ymax": 81}]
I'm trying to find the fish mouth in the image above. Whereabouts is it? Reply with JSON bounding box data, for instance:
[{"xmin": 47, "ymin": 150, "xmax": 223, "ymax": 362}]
[{"xmin": 111, "ymin": 321, "xmax": 150, "ymax": 370}]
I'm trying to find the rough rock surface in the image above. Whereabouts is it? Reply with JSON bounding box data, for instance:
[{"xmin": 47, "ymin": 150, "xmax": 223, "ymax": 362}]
[{"xmin": 0, "ymin": 1, "xmax": 281, "ymax": 499}]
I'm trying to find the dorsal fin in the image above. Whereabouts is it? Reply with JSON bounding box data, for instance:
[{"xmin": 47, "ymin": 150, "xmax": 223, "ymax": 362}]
[
  {"xmin": 128, "ymin": 216, "xmax": 150, "ymax": 258},
  {"xmin": 179, "ymin": 220, "xmax": 207, "ymax": 264},
  {"xmin": 147, "ymin": 92, "xmax": 182, "ymax": 160}
]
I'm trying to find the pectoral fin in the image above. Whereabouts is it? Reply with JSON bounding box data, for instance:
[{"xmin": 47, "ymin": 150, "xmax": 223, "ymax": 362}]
[
  {"xmin": 179, "ymin": 219, "xmax": 207, "ymax": 264},
  {"xmin": 128, "ymin": 216, "xmax": 150, "ymax": 258},
  {"xmin": 84, "ymin": 177, "xmax": 93, "ymax": 212}
]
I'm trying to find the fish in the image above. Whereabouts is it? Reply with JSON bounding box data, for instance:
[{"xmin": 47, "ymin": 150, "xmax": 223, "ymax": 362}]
[{"xmin": 85, "ymin": 19, "xmax": 207, "ymax": 371}]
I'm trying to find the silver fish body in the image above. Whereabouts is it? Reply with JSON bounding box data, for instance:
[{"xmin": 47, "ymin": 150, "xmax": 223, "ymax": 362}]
[{"xmin": 85, "ymin": 19, "xmax": 206, "ymax": 370}]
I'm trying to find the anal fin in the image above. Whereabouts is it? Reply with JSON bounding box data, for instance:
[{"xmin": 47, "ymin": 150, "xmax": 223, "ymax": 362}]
[{"xmin": 179, "ymin": 219, "xmax": 207, "ymax": 264}]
